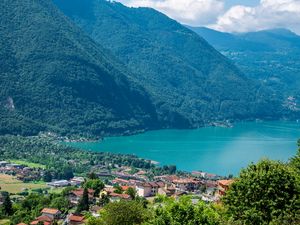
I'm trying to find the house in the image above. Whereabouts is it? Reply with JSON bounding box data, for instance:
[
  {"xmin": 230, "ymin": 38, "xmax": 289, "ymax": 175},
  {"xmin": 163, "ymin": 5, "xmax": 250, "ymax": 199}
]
[
  {"xmin": 111, "ymin": 178, "xmax": 130, "ymax": 186},
  {"xmin": 41, "ymin": 208, "xmax": 61, "ymax": 220},
  {"xmin": 47, "ymin": 180, "xmax": 70, "ymax": 187},
  {"xmin": 0, "ymin": 161, "xmax": 8, "ymax": 167},
  {"xmin": 136, "ymin": 182, "xmax": 165, "ymax": 197},
  {"xmin": 154, "ymin": 175, "xmax": 179, "ymax": 184},
  {"xmin": 109, "ymin": 192, "xmax": 131, "ymax": 202},
  {"xmin": 157, "ymin": 185, "xmax": 176, "ymax": 197},
  {"xmin": 67, "ymin": 214, "xmax": 85, "ymax": 225},
  {"xmin": 68, "ymin": 189, "xmax": 95, "ymax": 205},
  {"xmin": 172, "ymin": 178, "xmax": 201, "ymax": 192},
  {"xmin": 30, "ymin": 215, "xmax": 53, "ymax": 225},
  {"xmin": 30, "ymin": 208, "xmax": 61, "ymax": 225},
  {"xmin": 218, "ymin": 180, "xmax": 234, "ymax": 196},
  {"xmin": 70, "ymin": 177, "xmax": 85, "ymax": 186}
]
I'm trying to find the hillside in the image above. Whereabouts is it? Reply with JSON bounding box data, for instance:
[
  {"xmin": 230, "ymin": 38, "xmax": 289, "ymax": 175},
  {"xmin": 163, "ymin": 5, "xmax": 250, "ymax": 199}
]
[
  {"xmin": 54, "ymin": 0, "xmax": 283, "ymax": 128},
  {"xmin": 189, "ymin": 27, "xmax": 300, "ymax": 106},
  {"xmin": 0, "ymin": 0, "xmax": 159, "ymax": 137}
]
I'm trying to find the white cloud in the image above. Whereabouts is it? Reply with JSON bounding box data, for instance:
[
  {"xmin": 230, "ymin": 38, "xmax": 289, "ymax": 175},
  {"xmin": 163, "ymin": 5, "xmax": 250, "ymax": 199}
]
[
  {"xmin": 211, "ymin": 0, "xmax": 300, "ymax": 34},
  {"xmin": 116, "ymin": 0, "xmax": 300, "ymax": 34},
  {"xmin": 117, "ymin": 0, "xmax": 224, "ymax": 25}
]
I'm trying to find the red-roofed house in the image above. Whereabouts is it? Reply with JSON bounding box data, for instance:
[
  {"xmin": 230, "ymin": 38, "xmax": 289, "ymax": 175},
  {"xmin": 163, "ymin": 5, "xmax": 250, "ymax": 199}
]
[
  {"xmin": 109, "ymin": 192, "xmax": 132, "ymax": 202},
  {"xmin": 68, "ymin": 189, "xmax": 95, "ymax": 205},
  {"xmin": 218, "ymin": 180, "xmax": 234, "ymax": 196},
  {"xmin": 136, "ymin": 182, "xmax": 165, "ymax": 197},
  {"xmin": 172, "ymin": 178, "xmax": 201, "ymax": 192},
  {"xmin": 41, "ymin": 208, "xmax": 61, "ymax": 220},
  {"xmin": 67, "ymin": 214, "xmax": 85, "ymax": 225}
]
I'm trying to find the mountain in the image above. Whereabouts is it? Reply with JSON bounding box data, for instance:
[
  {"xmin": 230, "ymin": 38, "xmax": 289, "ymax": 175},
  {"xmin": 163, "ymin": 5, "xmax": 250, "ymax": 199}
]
[
  {"xmin": 0, "ymin": 0, "xmax": 159, "ymax": 137},
  {"xmin": 54, "ymin": 0, "xmax": 282, "ymax": 128},
  {"xmin": 188, "ymin": 27, "xmax": 300, "ymax": 100}
]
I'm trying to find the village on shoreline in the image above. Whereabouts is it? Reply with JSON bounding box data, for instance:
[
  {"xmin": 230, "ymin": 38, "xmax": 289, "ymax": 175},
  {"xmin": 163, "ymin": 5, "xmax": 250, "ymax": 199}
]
[{"xmin": 0, "ymin": 159, "xmax": 233, "ymax": 225}]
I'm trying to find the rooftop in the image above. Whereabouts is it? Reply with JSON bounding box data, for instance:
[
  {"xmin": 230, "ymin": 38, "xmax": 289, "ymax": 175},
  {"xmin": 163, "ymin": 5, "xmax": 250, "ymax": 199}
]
[{"xmin": 41, "ymin": 208, "xmax": 60, "ymax": 215}]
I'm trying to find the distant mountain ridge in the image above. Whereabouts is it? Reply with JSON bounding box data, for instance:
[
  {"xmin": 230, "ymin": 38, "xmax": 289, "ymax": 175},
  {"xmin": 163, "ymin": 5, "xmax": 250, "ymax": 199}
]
[
  {"xmin": 188, "ymin": 26, "xmax": 300, "ymax": 99},
  {"xmin": 0, "ymin": 0, "xmax": 292, "ymax": 138},
  {"xmin": 54, "ymin": 0, "xmax": 283, "ymax": 128}
]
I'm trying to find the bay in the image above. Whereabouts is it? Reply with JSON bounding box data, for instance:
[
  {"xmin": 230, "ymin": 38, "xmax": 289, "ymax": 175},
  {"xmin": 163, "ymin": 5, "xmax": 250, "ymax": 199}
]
[{"xmin": 67, "ymin": 121, "xmax": 300, "ymax": 176}]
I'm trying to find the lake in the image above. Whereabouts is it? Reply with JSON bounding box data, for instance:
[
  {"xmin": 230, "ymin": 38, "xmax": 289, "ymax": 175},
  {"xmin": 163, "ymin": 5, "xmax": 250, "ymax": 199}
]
[{"xmin": 67, "ymin": 121, "xmax": 300, "ymax": 176}]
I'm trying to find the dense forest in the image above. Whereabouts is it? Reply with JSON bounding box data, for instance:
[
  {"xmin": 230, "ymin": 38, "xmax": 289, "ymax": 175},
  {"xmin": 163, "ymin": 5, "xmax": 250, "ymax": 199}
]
[
  {"xmin": 54, "ymin": 0, "xmax": 284, "ymax": 127},
  {"xmin": 189, "ymin": 26, "xmax": 300, "ymax": 115},
  {"xmin": 0, "ymin": 135, "xmax": 153, "ymax": 178},
  {"xmin": 0, "ymin": 0, "xmax": 159, "ymax": 138}
]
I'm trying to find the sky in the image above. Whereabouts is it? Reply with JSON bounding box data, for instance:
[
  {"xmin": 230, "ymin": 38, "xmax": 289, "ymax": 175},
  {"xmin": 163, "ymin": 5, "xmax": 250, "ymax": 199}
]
[{"xmin": 116, "ymin": 0, "xmax": 300, "ymax": 34}]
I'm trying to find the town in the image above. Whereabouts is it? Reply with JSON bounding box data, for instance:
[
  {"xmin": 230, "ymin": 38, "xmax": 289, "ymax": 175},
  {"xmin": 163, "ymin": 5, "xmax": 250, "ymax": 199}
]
[{"xmin": 0, "ymin": 160, "xmax": 233, "ymax": 225}]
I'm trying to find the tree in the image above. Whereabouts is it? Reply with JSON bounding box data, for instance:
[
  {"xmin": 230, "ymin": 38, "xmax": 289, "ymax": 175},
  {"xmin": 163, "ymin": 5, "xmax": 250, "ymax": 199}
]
[
  {"xmin": 146, "ymin": 196, "xmax": 220, "ymax": 225},
  {"xmin": 113, "ymin": 185, "xmax": 123, "ymax": 194},
  {"xmin": 43, "ymin": 170, "xmax": 53, "ymax": 182},
  {"xmin": 290, "ymin": 140, "xmax": 300, "ymax": 174},
  {"xmin": 88, "ymin": 172, "xmax": 97, "ymax": 180},
  {"xmin": 84, "ymin": 179, "xmax": 104, "ymax": 197},
  {"xmin": 99, "ymin": 200, "xmax": 150, "ymax": 225},
  {"xmin": 99, "ymin": 193, "xmax": 110, "ymax": 206},
  {"xmin": 2, "ymin": 192, "xmax": 13, "ymax": 215},
  {"xmin": 76, "ymin": 188, "xmax": 89, "ymax": 213},
  {"xmin": 223, "ymin": 159, "xmax": 300, "ymax": 225},
  {"xmin": 125, "ymin": 187, "xmax": 137, "ymax": 200}
]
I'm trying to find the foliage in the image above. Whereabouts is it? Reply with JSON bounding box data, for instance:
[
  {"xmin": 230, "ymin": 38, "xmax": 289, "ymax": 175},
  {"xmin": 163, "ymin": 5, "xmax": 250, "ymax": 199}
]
[
  {"xmin": 146, "ymin": 196, "xmax": 221, "ymax": 225},
  {"xmin": 83, "ymin": 179, "xmax": 105, "ymax": 197},
  {"xmin": 76, "ymin": 188, "xmax": 90, "ymax": 213},
  {"xmin": 125, "ymin": 187, "xmax": 137, "ymax": 200},
  {"xmin": 54, "ymin": 0, "xmax": 283, "ymax": 129},
  {"xmin": 190, "ymin": 26, "xmax": 300, "ymax": 118},
  {"xmin": 98, "ymin": 200, "xmax": 150, "ymax": 225},
  {"xmin": 8, "ymin": 192, "xmax": 71, "ymax": 224},
  {"xmin": 0, "ymin": 135, "xmax": 154, "ymax": 179},
  {"xmin": 290, "ymin": 140, "xmax": 300, "ymax": 174},
  {"xmin": 1, "ymin": 193, "xmax": 13, "ymax": 216},
  {"xmin": 0, "ymin": 0, "xmax": 158, "ymax": 138},
  {"xmin": 223, "ymin": 159, "xmax": 300, "ymax": 225}
]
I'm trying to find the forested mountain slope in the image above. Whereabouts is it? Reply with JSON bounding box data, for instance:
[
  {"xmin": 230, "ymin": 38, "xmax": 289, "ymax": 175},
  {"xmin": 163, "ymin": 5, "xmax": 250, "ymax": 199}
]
[
  {"xmin": 189, "ymin": 27, "xmax": 300, "ymax": 106},
  {"xmin": 54, "ymin": 0, "xmax": 283, "ymax": 128},
  {"xmin": 0, "ymin": 0, "xmax": 159, "ymax": 137}
]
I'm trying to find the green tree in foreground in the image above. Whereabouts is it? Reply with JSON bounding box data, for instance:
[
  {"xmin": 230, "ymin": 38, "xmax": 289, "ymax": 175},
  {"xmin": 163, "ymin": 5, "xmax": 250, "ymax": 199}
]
[
  {"xmin": 146, "ymin": 196, "xmax": 220, "ymax": 225},
  {"xmin": 91, "ymin": 200, "xmax": 150, "ymax": 225},
  {"xmin": 290, "ymin": 140, "xmax": 300, "ymax": 174},
  {"xmin": 223, "ymin": 159, "xmax": 300, "ymax": 225}
]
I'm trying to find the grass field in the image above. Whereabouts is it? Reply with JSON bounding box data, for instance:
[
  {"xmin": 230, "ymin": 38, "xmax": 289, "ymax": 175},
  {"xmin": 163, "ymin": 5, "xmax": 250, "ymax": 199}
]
[
  {"xmin": 0, "ymin": 174, "xmax": 46, "ymax": 193},
  {"xmin": 0, "ymin": 220, "xmax": 10, "ymax": 225},
  {"xmin": 9, "ymin": 159, "xmax": 46, "ymax": 169}
]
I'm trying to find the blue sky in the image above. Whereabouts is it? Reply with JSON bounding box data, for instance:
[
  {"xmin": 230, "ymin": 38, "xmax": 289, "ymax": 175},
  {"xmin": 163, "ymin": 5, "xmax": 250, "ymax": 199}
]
[
  {"xmin": 117, "ymin": 0, "xmax": 300, "ymax": 34},
  {"xmin": 225, "ymin": 0, "xmax": 260, "ymax": 8}
]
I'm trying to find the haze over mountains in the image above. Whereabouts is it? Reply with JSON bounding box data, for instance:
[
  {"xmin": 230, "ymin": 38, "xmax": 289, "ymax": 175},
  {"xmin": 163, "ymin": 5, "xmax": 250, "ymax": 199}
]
[
  {"xmin": 189, "ymin": 26, "xmax": 300, "ymax": 99},
  {"xmin": 0, "ymin": 0, "xmax": 295, "ymax": 137}
]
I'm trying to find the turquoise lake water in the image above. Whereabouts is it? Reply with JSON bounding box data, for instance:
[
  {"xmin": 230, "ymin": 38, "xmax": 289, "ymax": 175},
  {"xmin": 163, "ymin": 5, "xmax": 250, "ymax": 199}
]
[{"xmin": 68, "ymin": 121, "xmax": 300, "ymax": 176}]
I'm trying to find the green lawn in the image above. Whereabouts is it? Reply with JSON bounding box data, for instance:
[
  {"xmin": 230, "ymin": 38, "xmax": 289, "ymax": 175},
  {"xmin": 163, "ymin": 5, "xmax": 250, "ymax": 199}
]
[
  {"xmin": 0, "ymin": 219, "xmax": 10, "ymax": 225},
  {"xmin": 0, "ymin": 174, "xmax": 46, "ymax": 194},
  {"xmin": 9, "ymin": 159, "xmax": 46, "ymax": 169}
]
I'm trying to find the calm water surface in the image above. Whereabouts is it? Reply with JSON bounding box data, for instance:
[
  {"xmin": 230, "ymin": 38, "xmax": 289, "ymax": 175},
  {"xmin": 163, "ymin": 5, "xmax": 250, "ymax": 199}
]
[{"xmin": 68, "ymin": 121, "xmax": 300, "ymax": 175}]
